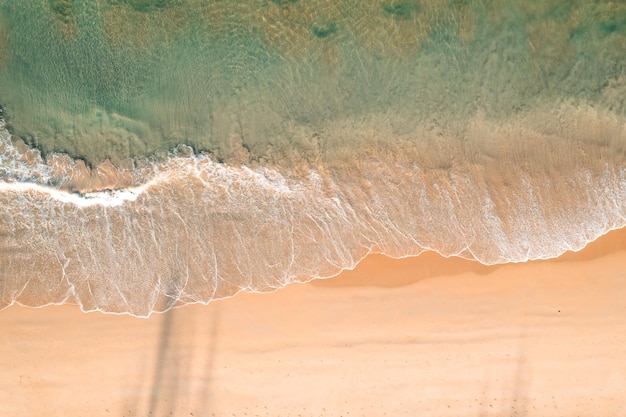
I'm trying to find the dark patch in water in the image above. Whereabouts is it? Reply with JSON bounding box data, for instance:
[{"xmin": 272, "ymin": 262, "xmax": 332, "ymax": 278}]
[
  {"xmin": 271, "ymin": 0, "xmax": 299, "ymax": 5},
  {"xmin": 449, "ymin": 0, "xmax": 469, "ymax": 7},
  {"xmin": 112, "ymin": 0, "xmax": 173, "ymax": 12},
  {"xmin": 545, "ymin": 2, "xmax": 572, "ymax": 21},
  {"xmin": 569, "ymin": 8, "xmax": 626, "ymax": 40},
  {"xmin": 312, "ymin": 22, "xmax": 337, "ymax": 38},
  {"xmin": 599, "ymin": 19, "xmax": 625, "ymax": 36},
  {"xmin": 381, "ymin": 1, "xmax": 420, "ymax": 19},
  {"xmin": 48, "ymin": 0, "xmax": 74, "ymax": 23}
]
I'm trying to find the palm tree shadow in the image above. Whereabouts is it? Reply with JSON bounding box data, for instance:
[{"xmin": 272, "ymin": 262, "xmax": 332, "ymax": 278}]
[
  {"xmin": 147, "ymin": 308, "xmax": 179, "ymax": 416},
  {"xmin": 476, "ymin": 312, "xmax": 530, "ymax": 417},
  {"xmin": 145, "ymin": 283, "xmax": 221, "ymax": 417}
]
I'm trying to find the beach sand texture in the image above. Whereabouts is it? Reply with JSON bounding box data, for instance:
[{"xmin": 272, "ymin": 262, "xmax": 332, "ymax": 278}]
[
  {"xmin": 1, "ymin": 227, "xmax": 625, "ymax": 417},
  {"xmin": 1, "ymin": 1, "xmax": 626, "ymax": 415},
  {"xmin": 1, "ymin": 1, "xmax": 626, "ymax": 315}
]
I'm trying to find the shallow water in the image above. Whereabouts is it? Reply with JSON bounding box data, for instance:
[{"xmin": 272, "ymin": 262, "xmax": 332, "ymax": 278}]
[{"xmin": 0, "ymin": 0, "xmax": 625, "ymax": 316}]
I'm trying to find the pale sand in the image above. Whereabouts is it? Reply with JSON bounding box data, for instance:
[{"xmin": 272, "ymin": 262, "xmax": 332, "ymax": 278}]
[{"xmin": 1, "ymin": 230, "xmax": 626, "ymax": 417}]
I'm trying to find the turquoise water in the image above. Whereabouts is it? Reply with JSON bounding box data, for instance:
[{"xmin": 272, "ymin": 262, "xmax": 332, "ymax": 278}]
[
  {"xmin": 2, "ymin": 0, "xmax": 624, "ymax": 164},
  {"xmin": 0, "ymin": 0, "xmax": 625, "ymax": 315}
]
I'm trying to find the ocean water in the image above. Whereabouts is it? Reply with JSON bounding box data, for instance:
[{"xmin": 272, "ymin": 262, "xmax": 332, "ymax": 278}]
[{"xmin": 0, "ymin": 0, "xmax": 625, "ymax": 316}]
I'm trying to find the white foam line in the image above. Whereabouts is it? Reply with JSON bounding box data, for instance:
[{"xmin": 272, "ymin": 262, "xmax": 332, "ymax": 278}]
[
  {"xmin": 0, "ymin": 181, "xmax": 154, "ymax": 207},
  {"xmin": 2, "ymin": 222, "xmax": 625, "ymax": 319}
]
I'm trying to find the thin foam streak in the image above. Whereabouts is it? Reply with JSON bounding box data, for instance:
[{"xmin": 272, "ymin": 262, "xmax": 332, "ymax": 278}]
[{"xmin": 0, "ymin": 181, "xmax": 151, "ymax": 207}]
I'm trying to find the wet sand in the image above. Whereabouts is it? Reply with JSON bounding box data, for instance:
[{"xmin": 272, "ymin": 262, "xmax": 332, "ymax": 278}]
[{"xmin": 1, "ymin": 228, "xmax": 625, "ymax": 417}]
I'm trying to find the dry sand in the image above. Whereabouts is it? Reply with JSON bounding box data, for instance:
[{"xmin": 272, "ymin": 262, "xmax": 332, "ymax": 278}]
[{"xmin": 1, "ymin": 229, "xmax": 626, "ymax": 417}]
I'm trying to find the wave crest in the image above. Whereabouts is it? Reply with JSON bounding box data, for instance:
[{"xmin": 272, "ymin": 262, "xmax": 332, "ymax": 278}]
[{"xmin": 1, "ymin": 105, "xmax": 625, "ymax": 316}]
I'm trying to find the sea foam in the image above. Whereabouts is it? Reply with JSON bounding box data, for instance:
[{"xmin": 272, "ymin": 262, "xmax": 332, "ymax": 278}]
[{"xmin": 1, "ymin": 105, "xmax": 625, "ymax": 317}]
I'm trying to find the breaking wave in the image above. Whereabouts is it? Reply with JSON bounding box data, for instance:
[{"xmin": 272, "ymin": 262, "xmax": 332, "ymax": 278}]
[{"xmin": 1, "ymin": 103, "xmax": 625, "ymax": 317}]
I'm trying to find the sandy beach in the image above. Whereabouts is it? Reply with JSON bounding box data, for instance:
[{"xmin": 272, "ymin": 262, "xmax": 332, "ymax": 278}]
[
  {"xmin": 2, "ymin": 2, "xmax": 626, "ymax": 416},
  {"xmin": 1, "ymin": 228, "xmax": 625, "ymax": 417}
]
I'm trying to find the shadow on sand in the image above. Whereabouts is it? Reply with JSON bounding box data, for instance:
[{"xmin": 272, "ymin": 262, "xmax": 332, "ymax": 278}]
[{"xmin": 311, "ymin": 226, "xmax": 626, "ymax": 289}]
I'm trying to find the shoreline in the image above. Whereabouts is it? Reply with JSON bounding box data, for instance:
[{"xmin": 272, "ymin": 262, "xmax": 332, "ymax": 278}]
[
  {"xmin": 1, "ymin": 227, "xmax": 626, "ymax": 416},
  {"xmin": 5, "ymin": 225, "xmax": 626, "ymax": 318}
]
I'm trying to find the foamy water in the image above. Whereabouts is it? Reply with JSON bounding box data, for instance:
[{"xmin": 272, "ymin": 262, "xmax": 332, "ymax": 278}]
[
  {"xmin": 1, "ymin": 106, "xmax": 625, "ymax": 317},
  {"xmin": 1, "ymin": 0, "xmax": 626, "ymax": 316}
]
